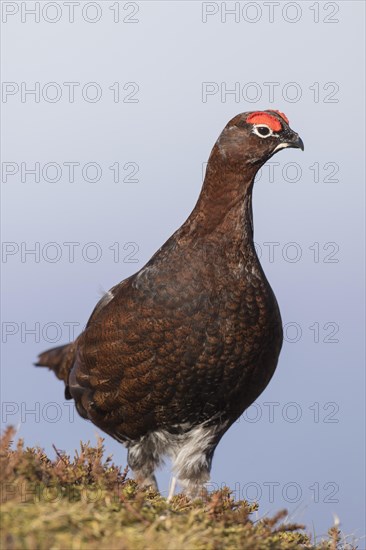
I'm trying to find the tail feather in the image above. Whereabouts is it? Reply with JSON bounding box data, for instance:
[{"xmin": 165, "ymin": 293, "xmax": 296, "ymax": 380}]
[{"xmin": 35, "ymin": 343, "xmax": 76, "ymax": 386}]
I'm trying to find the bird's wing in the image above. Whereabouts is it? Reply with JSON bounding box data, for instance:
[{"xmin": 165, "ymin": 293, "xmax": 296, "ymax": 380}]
[{"xmin": 69, "ymin": 257, "xmax": 212, "ymax": 441}]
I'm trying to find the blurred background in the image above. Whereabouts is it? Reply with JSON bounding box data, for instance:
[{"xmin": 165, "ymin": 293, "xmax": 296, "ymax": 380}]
[{"xmin": 1, "ymin": 1, "xmax": 365, "ymax": 543}]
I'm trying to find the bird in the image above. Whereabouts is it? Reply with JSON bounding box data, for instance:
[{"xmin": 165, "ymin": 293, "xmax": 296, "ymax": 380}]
[{"xmin": 35, "ymin": 110, "xmax": 304, "ymax": 498}]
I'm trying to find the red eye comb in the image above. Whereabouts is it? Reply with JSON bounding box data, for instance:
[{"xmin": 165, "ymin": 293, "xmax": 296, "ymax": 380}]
[{"xmin": 246, "ymin": 110, "xmax": 289, "ymax": 132}]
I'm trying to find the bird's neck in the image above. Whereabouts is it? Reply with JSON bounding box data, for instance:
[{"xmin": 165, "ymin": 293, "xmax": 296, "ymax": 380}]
[{"xmin": 183, "ymin": 146, "xmax": 260, "ymax": 250}]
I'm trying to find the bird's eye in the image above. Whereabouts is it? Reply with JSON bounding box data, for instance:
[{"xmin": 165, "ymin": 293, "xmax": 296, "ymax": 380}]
[{"xmin": 254, "ymin": 125, "xmax": 272, "ymax": 138}]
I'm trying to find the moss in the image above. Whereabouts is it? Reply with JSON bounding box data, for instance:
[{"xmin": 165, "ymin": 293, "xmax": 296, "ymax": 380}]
[{"xmin": 0, "ymin": 427, "xmax": 355, "ymax": 550}]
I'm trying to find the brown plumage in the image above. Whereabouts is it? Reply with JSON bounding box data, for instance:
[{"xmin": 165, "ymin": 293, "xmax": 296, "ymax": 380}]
[{"xmin": 36, "ymin": 110, "xmax": 304, "ymax": 496}]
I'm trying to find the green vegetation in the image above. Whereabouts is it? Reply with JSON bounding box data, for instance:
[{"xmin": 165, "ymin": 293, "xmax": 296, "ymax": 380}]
[{"xmin": 0, "ymin": 427, "xmax": 355, "ymax": 550}]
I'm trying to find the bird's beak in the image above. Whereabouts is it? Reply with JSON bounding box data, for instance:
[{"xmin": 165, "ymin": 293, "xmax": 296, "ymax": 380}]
[
  {"xmin": 287, "ymin": 133, "xmax": 304, "ymax": 151},
  {"xmin": 273, "ymin": 130, "xmax": 304, "ymax": 154}
]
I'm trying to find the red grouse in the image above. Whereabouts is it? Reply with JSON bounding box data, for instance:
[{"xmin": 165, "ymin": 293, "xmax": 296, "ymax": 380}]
[{"xmin": 36, "ymin": 110, "xmax": 304, "ymax": 497}]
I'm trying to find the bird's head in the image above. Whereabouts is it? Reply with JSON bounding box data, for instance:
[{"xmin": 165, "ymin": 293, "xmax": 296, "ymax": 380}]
[{"xmin": 215, "ymin": 110, "xmax": 304, "ymax": 167}]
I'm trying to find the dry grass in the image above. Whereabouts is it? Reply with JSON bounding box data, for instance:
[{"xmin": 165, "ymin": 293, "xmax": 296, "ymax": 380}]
[{"xmin": 0, "ymin": 427, "xmax": 356, "ymax": 550}]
